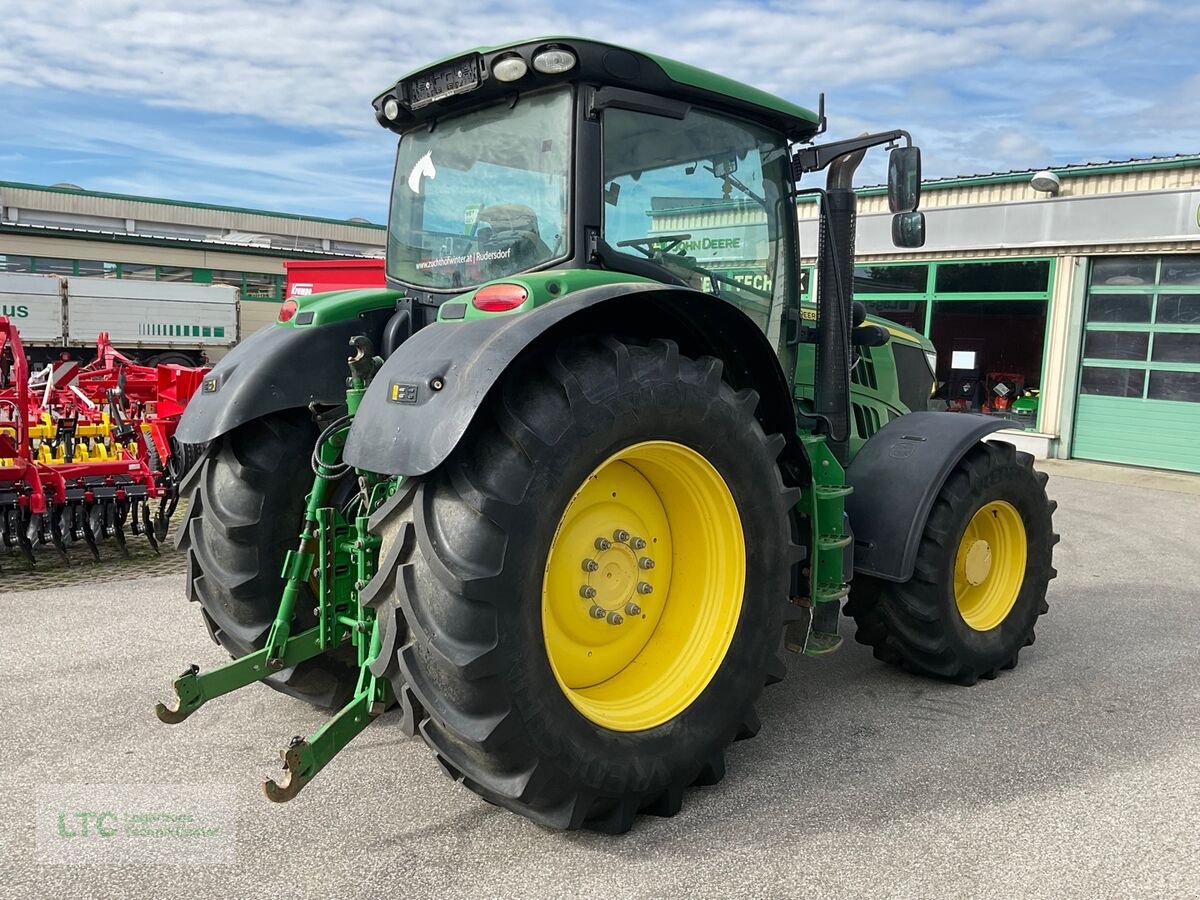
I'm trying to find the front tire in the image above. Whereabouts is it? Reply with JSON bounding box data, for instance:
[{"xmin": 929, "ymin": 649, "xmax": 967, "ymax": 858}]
[
  {"xmin": 845, "ymin": 441, "xmax": 1058, "ymax": 684},
  {"xmin": 362, "ymin": 336, "xmax": 797, "ymax": 831}
]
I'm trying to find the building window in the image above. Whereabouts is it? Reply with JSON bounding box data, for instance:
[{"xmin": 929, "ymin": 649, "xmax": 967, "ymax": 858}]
[
  {"xmin": 157, "ymin": 267, "xmax": 194, "ymax": 282},
  {"xmin": 120, "ymin": 263, "xmax": 158, "ymax": 280},
  {"xmin": 934, "ymin": 260, "xmax": 1051, "ymax": 294},
  {"xmin": 32, "ymin": 257, "xmax": 76, "ymax": 274},
  {"xmin": 242, "ymin": 273, "xmax": 282, "ymax": 300},
  {"xmin": 75, "ymin": 260, "xmax": 120, "ymax": 278},
  {"xmin": 849, "ymin": 258, "xmax": 1053, "ymax": 431},
  {"xmin": 0, "ymin": 255, "xmax": 33, "ymax": 272},
  {"xmin": 1082, "ymin": 255, "xmax": 1200, "ymax": 404},
  {"xmin": 1080, "ymin": 366, "xmax": 1145, "ymax": 398},
  {"xmin": 1147, "ymin": 370, "xmax": 1200, "ymax": 403},
  {"xmin": 931, "ymin": 298, "xmax": 1049, "ymax": 425},
  {"xmin": 211, "ymin": 270, "xmax": 244, "ymax": 288}
]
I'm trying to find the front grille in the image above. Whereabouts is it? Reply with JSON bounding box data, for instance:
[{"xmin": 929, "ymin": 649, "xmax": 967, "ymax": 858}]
[
  {"xmin": 852, "ymin": 402, "xmax": 882, "ymax": 439},
  {"xmin": 850, "ymin": 352, "xmax": 878, "ymax": 390}
]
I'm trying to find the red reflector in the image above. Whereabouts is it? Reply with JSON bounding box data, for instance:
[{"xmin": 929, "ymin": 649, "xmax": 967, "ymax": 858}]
[
  {"xmin": 278, "ymin": 299, "xmax": 299, "ymax": 322},
  {"xmin": 472, "ymin": 283, "xmax": 528, "ymax": 312}
]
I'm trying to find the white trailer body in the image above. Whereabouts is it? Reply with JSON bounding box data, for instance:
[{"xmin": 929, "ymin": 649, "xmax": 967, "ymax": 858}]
[
  {"xmin": 65, "ymin": 278, "xmax": 238, "ymax": 350},
  {"xmin": 0, "ymin": 272, "xmax": 65, "ymax": 342}
]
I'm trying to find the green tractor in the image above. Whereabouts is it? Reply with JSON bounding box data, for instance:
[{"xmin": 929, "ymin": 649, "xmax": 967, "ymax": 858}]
[{"xmin": 158, "ymin": 37, "xmax": 1057, "ymax": 832}]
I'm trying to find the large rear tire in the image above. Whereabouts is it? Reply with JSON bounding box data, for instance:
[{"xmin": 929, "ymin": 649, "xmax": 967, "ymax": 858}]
[
  {"xmin": 362, "ymin": 336, "xmax": 798, "ymax": 832},
  {"xmin": 177, "ymin": 410, "xmax": 358, "ymax": 707},
  {"xmin": 844, "ymin": 441, "xmax": 1058, "ymax": 685}
]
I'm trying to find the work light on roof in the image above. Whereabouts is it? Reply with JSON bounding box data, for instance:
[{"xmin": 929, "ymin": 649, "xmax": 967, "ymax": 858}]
[
  {"xmin": 492, "ymin": 55, "xmax": 528, "ymax": 82},
  {"xmin": 532, "ymin": 48, "xmax": 577, "ymax": 74},
  {"xmin": 382, "ymin": 97, "xmax": 401, "ymax": 121}
]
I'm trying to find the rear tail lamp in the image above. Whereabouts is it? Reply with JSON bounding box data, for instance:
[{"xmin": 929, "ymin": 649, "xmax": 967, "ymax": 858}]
[
  {"xmin": 472, "ymin": 283, "xmax": 529, "ymax": 312},
  {"xmin": 278, "ymin": 299, "xmax": 299, "ymax": 322}
]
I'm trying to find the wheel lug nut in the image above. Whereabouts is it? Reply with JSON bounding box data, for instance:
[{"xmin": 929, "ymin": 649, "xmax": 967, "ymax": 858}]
[
  {"xmin": 613, "ymin": 529, "xmax": 630, "ymax": 543},
  {"xmin": 595, "ymin": 537, "xmax": 612, "ymax": 551},
  {"xmin": 580, "ymin": 585, "xmax": 597, "ymax": 599},
  {"xmin": 637, "ymin": 582, "xmax": 653, "ymax": 595},
  {"xmin": 607, "ymin": 612, "xmax": 624, "ymax": 626},
  {"xmin": 625, "ymin": 602, "xmax": 642, "ymax": 616},
  {"xmin": 638, "ymin": 557, "xmax": 655, "ymax": 569},
  {"xmin": 630, "ymin": 536, "xmax": 647, "ymax": 550},
  {"xmin": 589, "ymin": 605, "xmax": 607, "ymax": 619},
  {"xmin": 581, "ymin": 559, "xmax": 599, "ymax": 572}
]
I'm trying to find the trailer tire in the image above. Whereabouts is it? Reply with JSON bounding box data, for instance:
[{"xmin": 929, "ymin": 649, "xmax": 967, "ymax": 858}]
[
  {"xmin": 177, "ymin": 410, "xmax": 358, "ymax": 708},
  {"xmin": 146, "ymin": 351, "xmax": 200, "ymax": 368},
  {"xmin": 361, "ymin": 335, "xmax": 798, "ymax": 832},
  {"xmin": 844, "ymin": 441, "xmax": 1058, "ymax": 685}
]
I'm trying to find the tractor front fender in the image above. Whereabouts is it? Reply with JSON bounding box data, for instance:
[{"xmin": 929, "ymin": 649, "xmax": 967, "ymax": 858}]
[
  {"xmin": 343, "ymin": 282, "xmax": 800, "ymax": 477},
  {"xmin": 846, "ymin": 411, "xmax": 1010, "ymax": 582},
  {"xmin": 176, "ymin": 309, "xmax": 393, "ymax": 445}
]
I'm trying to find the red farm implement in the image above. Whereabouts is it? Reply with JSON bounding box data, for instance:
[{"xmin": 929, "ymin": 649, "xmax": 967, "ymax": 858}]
[{"xmin": 0, "ymin": 316, "xmax": 208, "ymax": 567}]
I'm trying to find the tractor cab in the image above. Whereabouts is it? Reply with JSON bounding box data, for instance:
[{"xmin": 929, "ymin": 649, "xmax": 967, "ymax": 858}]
[{"xmin": 375, "ymin": 37, "xmax": 924, "ymax": 362}]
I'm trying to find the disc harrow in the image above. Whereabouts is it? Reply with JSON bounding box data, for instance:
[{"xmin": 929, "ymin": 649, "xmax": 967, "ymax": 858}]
[{"xmin": 0, "ymin": 316, "xmax": 208, "ymax": 568}]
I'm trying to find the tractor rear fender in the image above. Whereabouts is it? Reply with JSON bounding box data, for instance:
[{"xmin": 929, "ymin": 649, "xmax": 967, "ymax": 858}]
[
  {"xmin": 343, "ymin": 282, "xmax": 802, "ymax": 477},
  {"xmin": 175, "ymin": 308, "xmax": 394, "ymax": 445},
  {"xmin": 846, "ymin": 411, "xmax": 1009, "ymax": 582}
]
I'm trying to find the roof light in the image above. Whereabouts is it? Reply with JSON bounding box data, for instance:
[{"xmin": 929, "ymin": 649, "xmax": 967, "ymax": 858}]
[
  {"xmin": 278, "ymin": 299, "xmax": 299, "ymax": 323},
  {"xmin": 532, "ymin": 48, "xmax": 577, "ymax": 75},
  {"xmin": 472, "ymin": 283, "xmax": 528, "ymax": 312},
  {"xmin": 382, "ymin": 97, "xmax": 401, "ymax": 121},
  {"xmin": 492, "ymin": 56, "xmax": 528, "ymax": 83}
]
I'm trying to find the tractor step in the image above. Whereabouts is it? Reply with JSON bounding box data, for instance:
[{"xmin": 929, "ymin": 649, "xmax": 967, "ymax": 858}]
[{"xmin": 783, "ymin": 596, "xmax": 844, "ymax": 656}]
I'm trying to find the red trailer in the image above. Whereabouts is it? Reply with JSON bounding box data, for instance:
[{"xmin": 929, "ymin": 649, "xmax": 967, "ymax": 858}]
[{"xmin": 283, "ymin": 259, "xmax": 385, "ymax": 299}]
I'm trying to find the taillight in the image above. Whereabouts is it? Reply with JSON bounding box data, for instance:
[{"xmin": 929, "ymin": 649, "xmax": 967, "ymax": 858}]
[
  {"xmin": 472, "ymin": 283, "xmax": 528, "ymax": 312},
  {"xmin": 278, "ymin": 299, "xmax": 299, "ymax": 322}
]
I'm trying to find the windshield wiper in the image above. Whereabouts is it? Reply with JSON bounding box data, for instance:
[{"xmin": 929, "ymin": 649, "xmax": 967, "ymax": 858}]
[{"xmin": 598, "ymin": 237, "xmax": 773, "ymax": 301}]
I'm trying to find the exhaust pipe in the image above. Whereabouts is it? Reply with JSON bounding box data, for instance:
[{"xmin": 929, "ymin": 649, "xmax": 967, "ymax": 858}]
[{"xmin": 813, "ymin": 143, "xmax": 868, "ymax": 466}]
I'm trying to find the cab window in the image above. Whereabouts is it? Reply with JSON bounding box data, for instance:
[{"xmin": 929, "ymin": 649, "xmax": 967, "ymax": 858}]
[{"xmin": 602, "ymin": 105, "xmax": 793, "ymax": 337}]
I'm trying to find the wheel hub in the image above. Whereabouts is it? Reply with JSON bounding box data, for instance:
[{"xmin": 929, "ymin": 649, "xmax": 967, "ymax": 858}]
[
  {"xmin": 963, "ymin": 539, "xmax": 992, "ymax": 586},
  {"xmin": 582, "ymin": 531, "xmax": 654, "ymax": 620}
]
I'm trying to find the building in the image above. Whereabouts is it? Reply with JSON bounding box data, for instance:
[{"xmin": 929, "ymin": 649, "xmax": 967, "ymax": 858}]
[
  {"xmin": 652, "ymin": 154, "xmax": 1200, "ymax": 475},
  {"xmin": 0, "ymin": 180, "xmax": 385, "ymax": 335}
]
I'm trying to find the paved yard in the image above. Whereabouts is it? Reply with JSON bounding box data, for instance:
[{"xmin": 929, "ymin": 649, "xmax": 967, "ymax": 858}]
[{"xmin": 1, "ymin": 466, "xmax": 1197, "ymax": 898}]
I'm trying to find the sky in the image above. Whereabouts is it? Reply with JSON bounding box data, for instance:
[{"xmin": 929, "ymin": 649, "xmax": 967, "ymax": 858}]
[{"xmin": 2, "ymin": 0, "xmax": 1199, "ymax": 223}]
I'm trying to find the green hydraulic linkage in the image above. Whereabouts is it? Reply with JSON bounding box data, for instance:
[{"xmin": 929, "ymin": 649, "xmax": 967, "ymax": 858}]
[
  {"xmin": 784, "ymin": 433, "xmax": 852, "ymax": 657},
  {"xmin": 155, "ymin": 335, "xmax": 397, "ymax": 802}
]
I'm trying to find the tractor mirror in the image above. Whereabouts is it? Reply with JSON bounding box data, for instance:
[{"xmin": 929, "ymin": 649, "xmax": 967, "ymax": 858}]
[
  {"xmin": 888, "ymin": 145, "xmax": 922, "ymax": 213},
  {"xmin": 710, "ymin": 153, "xmax": 738, "ymax": 178},
  {"xmin": 891, "ymin": 211, "xmax": 926, "ymax": 248}
]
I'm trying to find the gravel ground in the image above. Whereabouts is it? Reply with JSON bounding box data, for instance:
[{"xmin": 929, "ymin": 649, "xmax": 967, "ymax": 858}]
[{"xmin": 1, "ymin": 466, "xmax": 1197, "ymax": 899}]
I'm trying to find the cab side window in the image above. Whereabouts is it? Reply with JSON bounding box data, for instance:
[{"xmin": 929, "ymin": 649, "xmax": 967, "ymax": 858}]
[{"xmin": 602, "ymin": 105, "xmax": 793, "ymax": 336}]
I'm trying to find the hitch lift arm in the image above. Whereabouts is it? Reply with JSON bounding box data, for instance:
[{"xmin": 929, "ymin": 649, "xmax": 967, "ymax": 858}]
[{"xmin": 155, "ymin": 337, "xmax": 395, "ymax": 801}]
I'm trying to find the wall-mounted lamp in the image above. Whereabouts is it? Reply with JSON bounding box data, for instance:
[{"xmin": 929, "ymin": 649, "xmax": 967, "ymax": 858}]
[{"xmin": 1030, "ymin": 170, "xmax": 1061, "ymax": 196}]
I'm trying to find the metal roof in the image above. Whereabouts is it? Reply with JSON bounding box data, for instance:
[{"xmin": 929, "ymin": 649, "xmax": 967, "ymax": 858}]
[
  {"xmin": 0, "ymin": 221, "xmax": 384, "ymax": 259},
  {"xmin": 0, "ymin": 180, "xmax": 385, "ymax": 231},
  {"xmin": 859, "ymin": 153, "xmax": 1200, "ymax": 195}
]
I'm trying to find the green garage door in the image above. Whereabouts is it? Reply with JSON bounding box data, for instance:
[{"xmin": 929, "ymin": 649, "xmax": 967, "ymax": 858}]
[{"xmin": 1073, "ymin": 255, "xmax": 1200, "ymax": 473}]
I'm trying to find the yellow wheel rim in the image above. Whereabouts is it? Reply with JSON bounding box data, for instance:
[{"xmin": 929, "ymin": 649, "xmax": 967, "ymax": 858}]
[
  {"xmin": 541, "ymin": 440, "xmax": 745, "ymax": 732},
  {"xmin": 954, "ymin": 500, "xmax": 1027, "ymax": 631}
]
